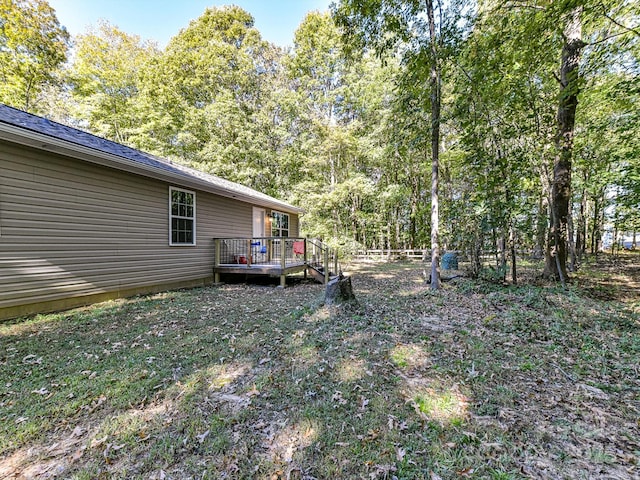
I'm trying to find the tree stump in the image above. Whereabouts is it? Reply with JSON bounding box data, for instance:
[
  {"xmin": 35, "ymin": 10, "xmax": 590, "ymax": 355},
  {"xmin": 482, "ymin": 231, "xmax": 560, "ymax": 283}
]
[{"xmin": 325, "ymin": 273, "xmax": 357, "ymax": 306}]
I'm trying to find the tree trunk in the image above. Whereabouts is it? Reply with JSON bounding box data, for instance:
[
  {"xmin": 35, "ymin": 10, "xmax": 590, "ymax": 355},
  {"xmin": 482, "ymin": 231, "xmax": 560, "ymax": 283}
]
[
  {"xmin": 591, "ymin": 196, "xmax": 599, "ymax": 254},
  {"xmin": 410, "ymin": 190, "xmax": 418, "ymax": 249},
  {"xmin": 545, "ymin": 6, "xmax": 584, "ymax": 283},
  {"xmin": 468, "ymin": 227, "xmax": 483, "ymax": 279},
  {"xmin": 498, "ymin": 231, "xmax": 507, "ymax": 275},
  {"xmin": 568, "ymin": 210, "xmax": 577, "ymax": 272},
  {"xmin": 575, "ymin": 183, "xmax": 587, "ymax": 261},
  {"xmin": 510, "ymin": 225, "xmax": 517, "ymax": 285},
  {"xmin": 426, "ymin": 0, "xmax": 441, "ymax": 290},
  {"xmin": 536, "ymin": 170, "xmax": 550, "ymax": 260}
]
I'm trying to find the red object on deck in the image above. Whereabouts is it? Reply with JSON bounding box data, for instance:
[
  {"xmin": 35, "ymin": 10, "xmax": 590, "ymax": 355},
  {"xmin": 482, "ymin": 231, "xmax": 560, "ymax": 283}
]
[{"xmin": 293, "ymin": 241, "xmax": 305, "ymax": 255}]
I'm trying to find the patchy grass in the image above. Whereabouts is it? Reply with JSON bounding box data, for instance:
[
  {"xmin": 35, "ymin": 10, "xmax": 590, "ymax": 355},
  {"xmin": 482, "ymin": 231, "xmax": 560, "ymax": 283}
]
[{"xmin": 1, "ymin": 259, "xmax": 639, "ymax": 479}]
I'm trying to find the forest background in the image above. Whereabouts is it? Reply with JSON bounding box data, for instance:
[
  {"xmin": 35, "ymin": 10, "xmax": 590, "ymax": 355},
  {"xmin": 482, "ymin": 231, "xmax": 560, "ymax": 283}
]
[{"xmin": 1, "ymin": 0, "xmax": 638, "ymax": 283}]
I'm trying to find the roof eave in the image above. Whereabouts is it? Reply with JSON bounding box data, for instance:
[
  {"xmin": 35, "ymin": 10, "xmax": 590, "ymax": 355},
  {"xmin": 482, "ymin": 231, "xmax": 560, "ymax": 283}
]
[{"xmin": 0, "ymin": 123, "xmax": 304, "ymax": 214}]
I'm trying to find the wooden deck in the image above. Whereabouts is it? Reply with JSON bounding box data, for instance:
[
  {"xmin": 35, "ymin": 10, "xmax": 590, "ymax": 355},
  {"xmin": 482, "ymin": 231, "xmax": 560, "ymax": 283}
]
[
  {"xmin": 213, "ymin": 261, "xmax": 307, "ymax": 276},
  {"xmin": 212, "ymin": 237, "xmax": 336, "ymax": 286}
]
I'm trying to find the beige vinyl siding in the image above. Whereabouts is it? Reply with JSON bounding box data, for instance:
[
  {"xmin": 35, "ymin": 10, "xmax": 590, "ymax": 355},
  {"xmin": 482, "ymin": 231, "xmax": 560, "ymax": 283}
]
[
  {"xmin": 289, "ymin": 212, "xmax": 299, "ymax": 237},
  {"xmin": 0, "ymin": 142, "xmax": 252, "ymax": 316}
]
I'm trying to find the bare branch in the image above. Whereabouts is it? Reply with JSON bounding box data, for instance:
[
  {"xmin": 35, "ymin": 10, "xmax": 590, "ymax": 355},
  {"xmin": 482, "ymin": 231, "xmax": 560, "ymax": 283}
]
[
  {"xmin": 553, "ymin": 71, "xmax": 563, "ymax": 86},
  {"xmin": 603, "ymin": 12, "xmax": 640, "ymax": 38},
  {"xmin": 587, "ymin": 29, "xmax": 634, "ymax": 46},
  {"xmin": 502, "ymin": 2, "xmax": 545, "ymax": 11}
]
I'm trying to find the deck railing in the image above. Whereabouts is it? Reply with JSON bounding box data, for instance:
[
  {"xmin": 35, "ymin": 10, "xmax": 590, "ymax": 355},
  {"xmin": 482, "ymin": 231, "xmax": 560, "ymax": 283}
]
[
  {"xmin": 307, "ymin": 238, "xmax": 339, "ymax": 284},
  {"xmin": 213, "ymin": 237, "xmax": 307, "ymax": 268},
  {"xmin": 212, "ymin": 237, "xmax": 339, "ymax": 285}
]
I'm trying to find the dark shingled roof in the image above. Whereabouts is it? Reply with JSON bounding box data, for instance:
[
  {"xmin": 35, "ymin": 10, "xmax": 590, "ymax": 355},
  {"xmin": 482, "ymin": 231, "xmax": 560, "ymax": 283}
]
[{"xmin": 0, "ymin": 103, "xmax": 300, "ymax": 212}]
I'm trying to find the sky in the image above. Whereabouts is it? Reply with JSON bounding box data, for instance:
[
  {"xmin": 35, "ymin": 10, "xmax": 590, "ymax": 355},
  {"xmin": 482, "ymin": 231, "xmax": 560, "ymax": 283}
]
[{"xmin": 48, "ymin": 0, "xmax": 333, "ymax": 48}]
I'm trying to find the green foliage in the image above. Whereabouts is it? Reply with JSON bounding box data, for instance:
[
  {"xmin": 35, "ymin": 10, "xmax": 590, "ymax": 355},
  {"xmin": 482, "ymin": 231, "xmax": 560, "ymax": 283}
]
[
  {"xmin": 69, "ymin": 21, "xmax": 159, "ymax": 144},
  {"xmin": 0, "ymin": 0, "xmax": 69, "ymax": 112},
  {"xmin": 3, "ymin": 0, "xmax": 637, "ymax": 262},
  {"xmin": 451, "ymin": 2, "xmax": 559, "ymax": 263}
]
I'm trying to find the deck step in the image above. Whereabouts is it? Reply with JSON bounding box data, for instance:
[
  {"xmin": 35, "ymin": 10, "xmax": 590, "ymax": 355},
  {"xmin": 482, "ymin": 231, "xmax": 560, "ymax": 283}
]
[{"xmin": 306, "ymin": 265, "xmax": 336, "ymax": 284}]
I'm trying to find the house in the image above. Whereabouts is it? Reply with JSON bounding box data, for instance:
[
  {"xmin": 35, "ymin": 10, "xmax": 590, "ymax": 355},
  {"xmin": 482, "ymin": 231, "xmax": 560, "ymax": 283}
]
[{"xmin": 0, "ymin": 104, "xmax": 330, "ymax": 321}]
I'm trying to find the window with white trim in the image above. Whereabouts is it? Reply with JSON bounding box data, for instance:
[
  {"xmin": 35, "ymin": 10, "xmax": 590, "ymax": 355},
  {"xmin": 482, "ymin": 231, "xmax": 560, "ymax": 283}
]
[
  {"xmin": 271, "ymin": 211, "xmax": 289, "ymax": 237},
  {"xmin": 169, "ymin": 187, "xmax": 196, "ymax": 245}
]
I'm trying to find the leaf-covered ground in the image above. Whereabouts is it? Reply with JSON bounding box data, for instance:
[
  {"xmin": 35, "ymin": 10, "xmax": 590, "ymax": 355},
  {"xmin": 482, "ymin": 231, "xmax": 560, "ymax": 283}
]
[{"xmin": 1, "ymin": 255, "xmax": 639, "ymax": 479}]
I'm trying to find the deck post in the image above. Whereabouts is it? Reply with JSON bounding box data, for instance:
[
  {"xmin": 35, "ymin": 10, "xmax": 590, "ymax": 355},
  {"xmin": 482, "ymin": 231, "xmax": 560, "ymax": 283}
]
[
  {"xmin": 280, "ymin": 239, "xmax": 287, "ymax": 287},
  {"xmin": 304, "ymin": 238, "xmax": 308, "ymax": 280},
  {"xmin": 214, "ymin": 238, "xmax": 221, "ymax": 283},
  {"xmin": 324, "ymin": 248, "xmax": 329, "ymax": 284},
  {"xmin": 333, "ymin": 249, "xmax": 338, "ymax": 275},
  {"xmin": 247, "ymin": 239, "xmax": 252, "ymax": 267}
]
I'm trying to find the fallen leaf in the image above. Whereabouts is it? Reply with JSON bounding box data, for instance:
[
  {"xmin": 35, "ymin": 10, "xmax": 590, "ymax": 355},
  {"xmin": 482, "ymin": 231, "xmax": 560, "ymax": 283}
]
[
  {"xmin": 71, "ymin": 447, "xmax": 85, "ymax": 462},
  {"xmin": 332, "ymin": 390, "xmax": 347, "ymax": 405},
  {"xmin": 430, "ymin": 472, "xmax": 443, "ymax": 480},
  {"xmin": 31, "ymin": 387, "xmax": 49, "ymax": 395},
  {"xmin": 46, "ymin": 442, "xmax": 60, "ymax": 453},
  {"xmin": 387, "ymin": 416, "xmax": 395, "ymax": 430},
  {"xmin": 72, "ymin": 426, "xmax": 84, "ymax": 437},
  {"xmin": 23, "ymin": 354, "xmax": 43, "ymax": 364},
  {"xmin": 247, "ymin": 385, "xmax": 260, "ymax": 397},
  {"xmin": 396, "ymin": 446, "xmax": 406, "ymax": 461},
  {"xmin": 91, "ymin": 435, "xmax": 108, "ymax": 448},
  {"xmin": 456, "ymin": 467, "xmax": 475, "ymax": 477},
  {"xmin": 196, "ymin": 430, "xmax": 210, "ymax": 443},
  {"xmin": 358, "ymin": 429, "xmax": 380, "ymax": 442}
]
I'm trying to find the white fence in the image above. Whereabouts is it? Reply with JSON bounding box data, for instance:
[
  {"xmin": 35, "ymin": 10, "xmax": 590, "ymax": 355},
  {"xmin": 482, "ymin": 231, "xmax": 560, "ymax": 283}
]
[{"xmin": 352, "ymin": 249, "xmax": 428, "ymax": 260}]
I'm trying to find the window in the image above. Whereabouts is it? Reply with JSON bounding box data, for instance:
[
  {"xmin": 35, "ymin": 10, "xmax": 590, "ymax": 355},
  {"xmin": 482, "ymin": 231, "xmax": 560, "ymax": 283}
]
[
  {"xmin": 271, "ymin": 211, "xmax": 289, "ymax": 237},
  {"xmin": 169, "ymin": 187, "xmax": 196, "ymax": 245}
]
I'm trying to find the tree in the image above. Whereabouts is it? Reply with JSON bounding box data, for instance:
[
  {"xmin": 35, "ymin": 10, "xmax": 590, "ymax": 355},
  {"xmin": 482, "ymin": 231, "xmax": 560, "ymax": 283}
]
[
  {"xmin": 577, "ymin": 32, "xmax": 640, "ymax": 254},
  {"xmin": 0, "ymin": 0, "xmax": 69, "ymax": 112},
  {"xmin": 425, "ymin": 0, "xmax": 442, "ymax": 290},
  {"xmin": 334, "ymin": 0, "xmax": 467, "ymax": 289},
  {"xmin": 286, "ymin": 11, "xmax": 396, "ymax": 251},
  {"xmin": 134, "ymin": 5, "xmax": 283, "ymax": 194},
  {"xmin": 453, "ymin": 0, "xmax": 559, "ymax": 282},
  {"xmin": 70, "ymin": 21, "xmax": 159, "ymax": 144},
  {"xmin": 547, "ymin": 3, "xmax": 585, "ymax": 284},
  {"xmin": 465, "ymin": 0, "xmax": 638, "ymax": 282}
]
